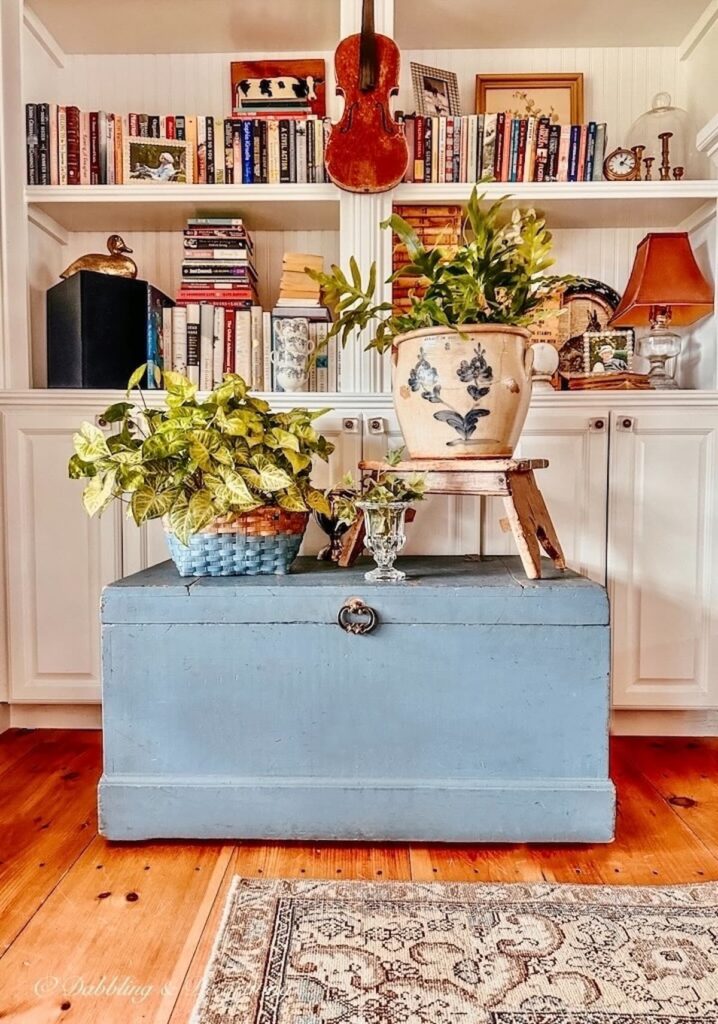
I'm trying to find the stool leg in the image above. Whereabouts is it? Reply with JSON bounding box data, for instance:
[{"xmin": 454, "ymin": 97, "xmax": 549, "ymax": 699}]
[
  {"xmin": 502, "ymin": 475, "xmax": 542, "ymax": 580},
  {"xmin": 524, "ymin": 471, "xmax": 566, "ymax": 571}
]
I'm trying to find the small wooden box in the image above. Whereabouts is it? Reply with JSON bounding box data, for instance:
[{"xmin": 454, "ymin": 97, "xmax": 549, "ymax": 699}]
[{"xmin": 99, "ymin": 556, "xmax": 614, "ymax": 842}]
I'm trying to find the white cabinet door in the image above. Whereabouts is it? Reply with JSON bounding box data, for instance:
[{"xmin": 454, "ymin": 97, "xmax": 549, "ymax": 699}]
[
  {"xmin": 122, "ymin": 410, "xmax": 365, "ymax": 574},
  {"xmin": 482, "ymin": 406, "xmax": 610, "ymax": 583},
  {"xmin": 609, "ymin": 407, "xmax": 718, "ymax": 710},
  {"xmin": 362, "ymin": 412, "xmax": 483, "ymax": 554},
  {"xmin": 2, "ymin": 407, "xmax": 122, "ymax": 702}
]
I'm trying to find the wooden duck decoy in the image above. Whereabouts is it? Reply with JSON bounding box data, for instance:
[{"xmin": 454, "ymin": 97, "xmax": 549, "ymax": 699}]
[{"xmin": 60, "ymin": 234, "xmax": 137, "ymax": 280}]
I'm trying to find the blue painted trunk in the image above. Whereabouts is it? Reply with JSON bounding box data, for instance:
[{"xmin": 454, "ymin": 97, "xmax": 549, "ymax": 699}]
[{"xmin": 99, "ymin": 556, "xmax": 615, "ymax": 842}]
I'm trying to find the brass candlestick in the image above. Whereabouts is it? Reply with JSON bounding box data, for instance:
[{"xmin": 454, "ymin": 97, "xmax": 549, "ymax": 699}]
[
  {"xmin": 643, "ymin": 156, "xmax": 655, "ymax": 180},
  {"xmin": 632, "ymin": 145, "xmax": 646, "ymax": 175},
  {"xmin": 673, "ymin": 166, "xmax": 684, "ymax": 180},
  {"xmin": 658, "ymin": 131, "xmax": 673, "ymax": 181}
]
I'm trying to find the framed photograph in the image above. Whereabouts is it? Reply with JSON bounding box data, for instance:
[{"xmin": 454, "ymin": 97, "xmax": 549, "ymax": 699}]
[
  {"xmin": 411, "ymin": 62, "xmax": 461, "ymax": 117},
  {"xmin": 124, "ymin": 137, "xmax": 193, "ymax": 184},
  {"xmin": 583, "ymin": 330, "xmax": 634, "ymax": 375},
  {"xmin": 475, "ymin": 73, "xmax": 584, "ymax": 124},
  {"xmin": 231, "ymin": 60, "xmax": 326, "ymax": 117}
]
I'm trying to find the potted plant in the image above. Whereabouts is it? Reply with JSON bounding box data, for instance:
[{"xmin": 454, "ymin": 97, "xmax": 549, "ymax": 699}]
[
  {"xmin": 311, "ymin": 188, "xmax": 572, "ymax": 458},
  {"xmin": 332, "ymin": 450, "xmax": 426, "ymax": 582},
  {"xmin": 69, "ymin": 366, "xmax": 334, "ymax": 577}
]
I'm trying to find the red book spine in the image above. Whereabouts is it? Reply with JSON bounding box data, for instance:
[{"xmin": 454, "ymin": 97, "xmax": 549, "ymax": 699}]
[
  {"xmin": 501, "ymin": 118, "xmax": 512, "ymax": 182},
  {"xmin": 176, "ymin": 292, "xmax": 254, "ymax": 305},
  {"xmin": 516, "ymin": 119, "xmax": 528, "ymax": 181},
  {"xmin": 578, "ymin": 124, "xmax": 588, "ymax": 180},
  {"xmin": 129, "ymin": 113, "xmax": 139, "ymax": 136},
  {"xmin": 493, "ymin": 112, "xmax": 505, "ymax": 181},
  {"xmin": 66, "ymin": 106, "xmax": 81, "ymax": 185},
  {"xmin": 89, "ymin": 111, "xmax": 99, "ymax": 184},
  {"xmin": 223, "ymin": 308, "xmax": 236, "ymax": 373},
  {"xmin": 165, "ymin": 115, "xmax": 175, "ymax": 139}
]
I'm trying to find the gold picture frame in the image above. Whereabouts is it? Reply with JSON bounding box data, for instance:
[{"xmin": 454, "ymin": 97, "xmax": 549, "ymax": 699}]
[
  {"xmin": 123, "ymin": 137, "xmax": 193, "ymax": 184},
  {"xmin": 475, "ymin": 73, "xmax": 584, "ymax": 124}
]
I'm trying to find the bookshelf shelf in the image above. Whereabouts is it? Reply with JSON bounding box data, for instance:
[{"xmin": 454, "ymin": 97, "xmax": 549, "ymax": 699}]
[
  {"xmin": 392, "ymin": 181, "xmax": 718, "ymax": 229},
  {"xmin": 25, "ymin": 184, "xmax": 341, "ymax": 233}
]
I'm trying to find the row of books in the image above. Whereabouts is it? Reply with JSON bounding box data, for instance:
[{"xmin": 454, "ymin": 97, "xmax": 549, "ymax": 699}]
[
  {"xmin": 167, "ymin": 218, "xmax": 337, "ymax": 391},
  {"xmin": 163, "ymin": 305, "xmax": 339, "ymax": 392},
  {"xmin": 400, "ymin": 113, "xmax": 609, "ymax": 183},
  {"xmin": 25, "ymin": 102, "xmax": 331, "ymax": 185}
]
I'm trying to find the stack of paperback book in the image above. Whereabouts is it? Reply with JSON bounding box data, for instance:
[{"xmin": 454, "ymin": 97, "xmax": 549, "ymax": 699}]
[
  {"xmin": 171, "ymin": 217, "xmax": 264, "ymax": 389},
  {"xmin": 392, "ymin": 205, "xmax": 462, "ymax": 313},
  {"xmin": 402, "ymin": 113, "xmax": 609, "ymax": 183},
  {"xmin": 269, "ymin": 252, "xmax": 337, "ymax": 392}
]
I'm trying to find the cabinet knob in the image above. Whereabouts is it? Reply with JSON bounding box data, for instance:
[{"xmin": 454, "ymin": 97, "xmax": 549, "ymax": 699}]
[
  {"xmin": 96, "ymin": 415, "xmax": 110, "ymax": 429},
  {"xmin": 337, "ymin": 596, "xmax": 378, "ymax": 635},
  {"xmin": 590, "ymin": 418, "xmax": 606, "ymax": 432},
  {"xmin": 343, "ymin": 417, "xmax": 359, "ymax": 434},
  {"xmin": 368, "ymin": 417, "xmax": 385, "ymax": 434},
  {"xmin": 618, "ymin": 416, "xmax": 634, "ymax": 432}
]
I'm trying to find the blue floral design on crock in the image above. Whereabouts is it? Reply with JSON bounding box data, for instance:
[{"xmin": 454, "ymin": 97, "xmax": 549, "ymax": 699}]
[
  {"xmin": 407, "ymin": 348, "xmax": 442, "ymax": 403},
  {"xmin": 407, "ymin": 343, "xmax": 494, "ymax": 445}
]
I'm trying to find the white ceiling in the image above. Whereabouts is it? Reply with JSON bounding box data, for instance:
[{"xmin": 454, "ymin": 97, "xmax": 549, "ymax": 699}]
[
  {"xmin": 26, "ymin": 0, "xmax": 340, "ymax": 54},
  {"xmin": 394, "ymin": 0, "xmax": 713, "ymax": 49}
]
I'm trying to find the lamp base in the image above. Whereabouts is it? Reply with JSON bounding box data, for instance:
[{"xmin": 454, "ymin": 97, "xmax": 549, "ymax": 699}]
[{"xmin": 639, "ymin": 328, "xmax": 682, "ymax": 390}]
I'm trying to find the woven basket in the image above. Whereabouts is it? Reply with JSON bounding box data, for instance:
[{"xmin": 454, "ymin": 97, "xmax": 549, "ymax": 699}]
[{"xmin": 164, "ymin": 507, "xmax": 309, "ymax": 577}]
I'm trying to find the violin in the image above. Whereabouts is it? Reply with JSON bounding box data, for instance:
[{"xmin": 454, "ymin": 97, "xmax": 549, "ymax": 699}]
[{"xmin": 325, "ymin": 0, "xmax": 409, "ymax": 194}]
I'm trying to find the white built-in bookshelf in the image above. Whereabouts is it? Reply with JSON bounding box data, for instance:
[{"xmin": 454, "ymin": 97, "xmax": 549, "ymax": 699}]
[
  {"xmin": 4, "ymin": 0, "xmax": 716, "ymax": 395},
  {"xmin": 3, "ymin": 0, "xmax": 718, "ymax": 725}
]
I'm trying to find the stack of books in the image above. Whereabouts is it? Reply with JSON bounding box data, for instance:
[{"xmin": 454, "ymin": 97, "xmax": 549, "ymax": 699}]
[
  {"xmin": 269, "ymin": 252, "xmax": 337, "ymax": 392},
  {"xmin": 392, "ymin": 205, "xmax": 462, "ymax": 313},
  {"xmin": 401, "ymin": 113, "xmax": 609, "ymax": 184},
  {"xmin": 171, "ymin": 217, "xmax": 264, "ymax": 389},
  {"xmin": 277, "ymin": 252, "xmax": 323, "ymax": 307},
  {"xmin": 24, "ymin": 103, "xmax": 331, "ymax": 185}
]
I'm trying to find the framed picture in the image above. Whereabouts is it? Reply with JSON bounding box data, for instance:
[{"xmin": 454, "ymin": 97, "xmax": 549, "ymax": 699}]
[
  {"xmin": 411, "ymin": 62, "xmax": 461, "ymax": 117},
  {"xmin": 475, "ymin": 73, "xmax": 584, "ymax": 124},
  {"xmin": 583, "ymin": 330, "xmax": 634, "ymax": 375},
  {"xmin": 231, "ymin": 60, "xmax": 326, "ymax": 117},
  {"xmin": 124, "ymin": 137, "xmax": 193, "ymax": 184}
]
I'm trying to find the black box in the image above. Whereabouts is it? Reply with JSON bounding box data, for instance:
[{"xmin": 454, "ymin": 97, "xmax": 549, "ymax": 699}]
[{"xmin": 47, "ymin": 271, "xmax": 173, "ymax": 389}]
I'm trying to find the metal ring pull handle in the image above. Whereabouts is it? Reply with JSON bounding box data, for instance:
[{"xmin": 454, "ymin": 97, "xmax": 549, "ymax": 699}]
[{"xmin": 337, "ymin": 597, "xmax": 378, "ymax": 635}]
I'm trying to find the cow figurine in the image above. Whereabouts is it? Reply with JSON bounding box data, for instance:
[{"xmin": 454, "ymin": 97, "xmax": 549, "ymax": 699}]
[{"xmin": 236, "ymin": 75, "xmax": 318, "ymax": 107}]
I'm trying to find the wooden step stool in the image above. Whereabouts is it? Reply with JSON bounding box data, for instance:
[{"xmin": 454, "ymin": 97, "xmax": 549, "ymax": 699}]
[{"xmin": 360, "ymin": 458, "xmax": 566, "ymax": 581}]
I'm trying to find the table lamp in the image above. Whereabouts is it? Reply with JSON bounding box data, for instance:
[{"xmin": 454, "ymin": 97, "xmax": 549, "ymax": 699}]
[{"xmin": 609, "ymin": 232, "xmax": 714, "ymax": 389}]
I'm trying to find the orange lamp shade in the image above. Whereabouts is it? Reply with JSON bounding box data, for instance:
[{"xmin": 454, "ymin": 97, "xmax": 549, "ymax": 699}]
[{"xmin": 609, "ymin": 232, "xmax": 714, "ymax": 328}]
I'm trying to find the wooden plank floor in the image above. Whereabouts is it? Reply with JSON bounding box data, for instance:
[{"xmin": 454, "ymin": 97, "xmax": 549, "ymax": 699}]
[{"xmin": 0, "ymin": 729, "xmax": 716, "ymax": 1022}]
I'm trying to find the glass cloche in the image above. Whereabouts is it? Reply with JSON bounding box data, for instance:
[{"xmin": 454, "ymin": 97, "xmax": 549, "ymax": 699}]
[{"xmin": 627, "ymin": 93, "xmax": 696, "ymax": 180}]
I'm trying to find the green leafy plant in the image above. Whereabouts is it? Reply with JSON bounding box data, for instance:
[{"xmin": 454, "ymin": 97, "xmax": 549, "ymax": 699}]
[
  {"xmin": 69, "ymin": 366, "xmax": 334, "ymax": 544},
  {"xmin": 333, "ymin": 448, "xmax": 426, "ymax": 526},
  {"xmin": 309, "ymin": 187, "xmax": 575, "ymax": 354}
]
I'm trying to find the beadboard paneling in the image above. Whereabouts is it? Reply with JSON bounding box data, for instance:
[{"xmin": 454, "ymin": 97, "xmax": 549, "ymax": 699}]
[
  {"xmin": 401, "ymin": 47, "xmax": 685, "ymax": 148},
  {"xmin": 23, "ymin": 49, "xmax": 339, "ymax": 120}
]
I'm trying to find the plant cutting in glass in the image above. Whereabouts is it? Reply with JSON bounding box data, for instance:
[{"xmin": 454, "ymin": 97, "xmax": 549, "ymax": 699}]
[
  {"xmin": 333, "ymin": 448, "xmax": 426, "ymax": 583},
  {"xmin": 69, "ymin": 365, "xmax": 334, "ymax": 545}
]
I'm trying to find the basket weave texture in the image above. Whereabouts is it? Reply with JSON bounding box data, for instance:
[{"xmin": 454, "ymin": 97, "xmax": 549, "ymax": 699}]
[{"xmin": 164, "ymin": 507, "xmax": 309, "ymax": 577}]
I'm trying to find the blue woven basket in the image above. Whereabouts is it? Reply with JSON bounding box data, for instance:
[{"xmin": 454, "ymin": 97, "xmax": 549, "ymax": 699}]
[{"xmin": 165, "ymin": 508, "xmax": 309, "ymax": 577}]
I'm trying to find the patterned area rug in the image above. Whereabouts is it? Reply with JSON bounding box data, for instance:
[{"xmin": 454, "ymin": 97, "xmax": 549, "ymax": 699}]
[{"xmin": 192, "ymin": 878, "xmax": 718, "ymax": 1023}]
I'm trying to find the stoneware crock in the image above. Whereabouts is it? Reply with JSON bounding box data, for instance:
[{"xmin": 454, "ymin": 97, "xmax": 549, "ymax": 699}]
[{"xmin": 392, "ymin": 324, "xmax": 533, "ymax": 458}]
